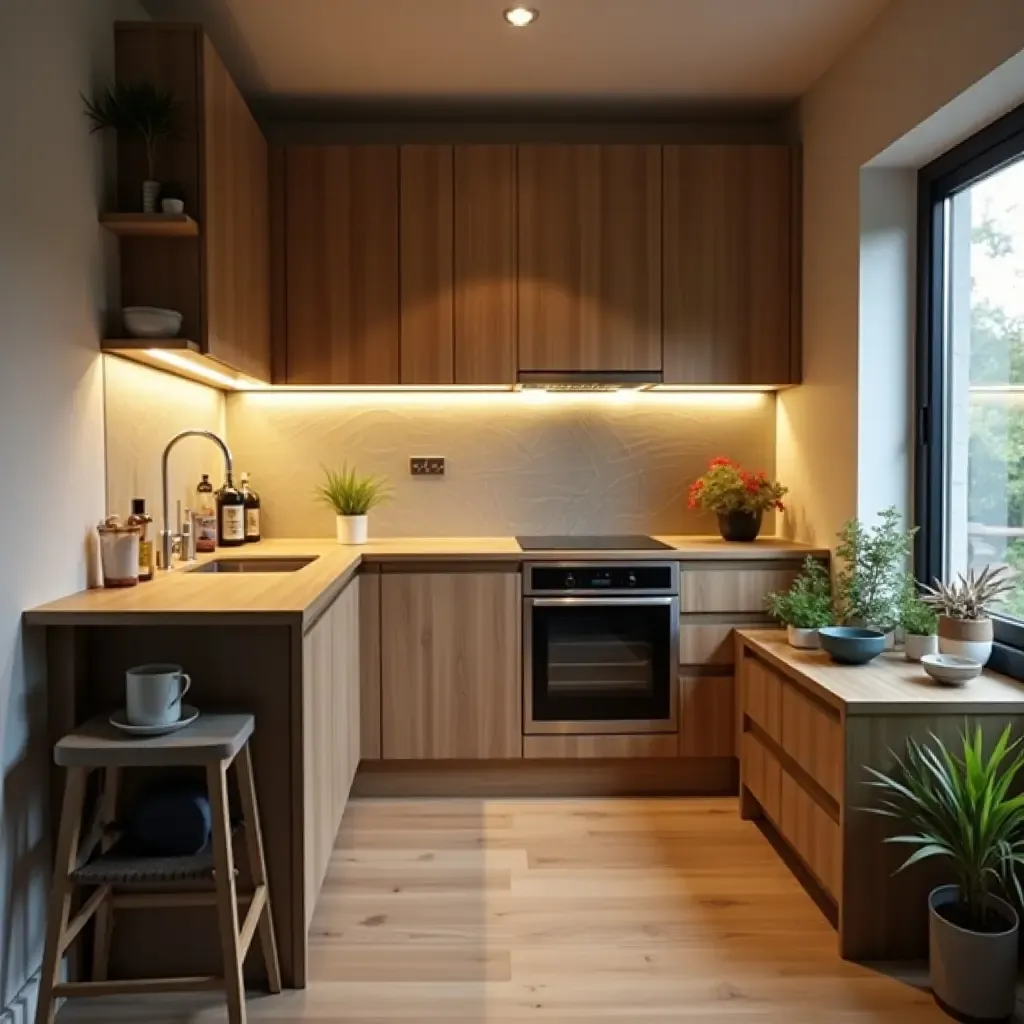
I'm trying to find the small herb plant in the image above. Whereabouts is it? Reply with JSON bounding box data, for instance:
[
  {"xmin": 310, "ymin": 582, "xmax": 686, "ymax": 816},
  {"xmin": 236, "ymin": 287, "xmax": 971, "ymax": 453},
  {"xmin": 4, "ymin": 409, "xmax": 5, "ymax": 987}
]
[
  {"xmin": 688, "ymin": 457, "xmax": 787, "ymax": 515},
  {"xmin": 83, "ymin": 82, "xmax": 177, "ymax": 181},
  {"xmin": 834, "ymin": 507, "xmax": 917, "ymax": 631},
  {"xmin": 765, "ymin": 557, "xmax": 833, "ymax": 629},
  {"xmin": 316, "ymin": 465, "xmax": 390, "ymax": 517},
  {"xmin": 920, "ymin": 565, "xmax": 1016, "ymax": 621},
  {"xmin": 864, "ymin": 724, "xmax": 1024, "ymax": 933},
  {"xmin": 899, "ymin": 576, "xmax": 939, "ymax": 636}
]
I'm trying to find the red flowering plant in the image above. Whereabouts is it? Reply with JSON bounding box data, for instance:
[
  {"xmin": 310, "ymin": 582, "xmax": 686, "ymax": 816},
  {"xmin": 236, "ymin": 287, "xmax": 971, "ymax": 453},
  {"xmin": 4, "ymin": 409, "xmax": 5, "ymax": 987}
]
[{"xmin": 688, "ymin": 457, "xmax": 787, "ymax": 515}]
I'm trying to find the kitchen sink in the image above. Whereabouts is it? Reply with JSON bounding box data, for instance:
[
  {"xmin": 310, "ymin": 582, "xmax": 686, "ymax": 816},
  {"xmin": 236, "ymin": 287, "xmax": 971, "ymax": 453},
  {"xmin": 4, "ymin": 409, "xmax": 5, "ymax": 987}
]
[{"xmin": 189, "ymin": 556, "xmax": 319, "ymax": 574}]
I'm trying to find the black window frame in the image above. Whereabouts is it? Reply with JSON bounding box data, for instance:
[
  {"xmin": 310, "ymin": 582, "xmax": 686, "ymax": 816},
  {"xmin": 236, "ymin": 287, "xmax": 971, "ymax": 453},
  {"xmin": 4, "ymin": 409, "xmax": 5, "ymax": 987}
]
[{"xmin": 915, "ymin": 101, "xmax": 1024, "ymax": 677}]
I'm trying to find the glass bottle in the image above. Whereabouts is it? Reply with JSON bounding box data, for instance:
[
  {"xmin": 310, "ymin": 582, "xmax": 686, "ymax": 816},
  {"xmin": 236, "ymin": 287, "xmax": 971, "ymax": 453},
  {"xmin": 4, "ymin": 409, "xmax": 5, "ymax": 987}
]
[
  {"xmin": 195, "ymin": 474, "xmax": 217, "ymax": 553},
  {"xmin": 216, "ymin": 474, "xmax": 246, "ymax": 547},
  {"xmin": 127, "ymin": 498, "xmax": 154, "ymax": 582},
  {"xmin": 240, "ymin": 471, "xmax": 261, "ymax": 544}
]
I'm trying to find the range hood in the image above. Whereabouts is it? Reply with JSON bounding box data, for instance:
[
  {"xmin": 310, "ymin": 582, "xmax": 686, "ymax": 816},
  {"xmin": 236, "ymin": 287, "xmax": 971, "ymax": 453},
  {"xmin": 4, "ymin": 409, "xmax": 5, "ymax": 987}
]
[{"xmin": 517, "ymin": 371, "xmax": 662, "ymax": 392}]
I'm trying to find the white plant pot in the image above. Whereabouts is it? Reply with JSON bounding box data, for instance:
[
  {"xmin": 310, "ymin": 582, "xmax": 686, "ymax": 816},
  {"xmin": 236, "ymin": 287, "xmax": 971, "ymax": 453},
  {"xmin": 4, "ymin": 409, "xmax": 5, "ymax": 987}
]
[
  {"xmin": 161, "ymin": 197, "xmax": 185, "ymax": 215},
  {"xmin": 904, "ymin": 633, "xmax": 939, "ymax": 662},
  {"xmin": 937, "ymin": 615, "xmax": 993, "ymax": 666},
  {"xmin": 336, "ymin": 514, "xmax": 368, "ymax": 545},
  {"xmin": 938, "ymin": 636, "xmax": 992, "ymax": 665},
  {"xmin": 142, "ymin": 180, "xmax": 160, "ymax": 213},
  {"xmin": 786, "ymin": 626, "xmax": 819, "ymax": 649}
]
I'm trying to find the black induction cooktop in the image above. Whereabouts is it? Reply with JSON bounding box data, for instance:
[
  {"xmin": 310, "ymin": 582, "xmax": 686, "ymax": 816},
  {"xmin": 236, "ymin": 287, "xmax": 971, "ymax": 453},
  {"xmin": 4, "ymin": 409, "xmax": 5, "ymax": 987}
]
[{"xmin": 516, "ymin": 535, "xmax": 674, "ymax": 552}]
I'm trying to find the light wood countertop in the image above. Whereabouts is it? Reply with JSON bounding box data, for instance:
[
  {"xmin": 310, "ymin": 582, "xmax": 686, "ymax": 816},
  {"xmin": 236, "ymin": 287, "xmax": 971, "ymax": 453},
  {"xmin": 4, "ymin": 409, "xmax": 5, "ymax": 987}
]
[
  {"xmin": 24, "ymin": 536, "xmax": 827, "ymax": 628},
  {"xmin": 738, "ymin": 629, "xmax": 1024, "ymax": 715}
]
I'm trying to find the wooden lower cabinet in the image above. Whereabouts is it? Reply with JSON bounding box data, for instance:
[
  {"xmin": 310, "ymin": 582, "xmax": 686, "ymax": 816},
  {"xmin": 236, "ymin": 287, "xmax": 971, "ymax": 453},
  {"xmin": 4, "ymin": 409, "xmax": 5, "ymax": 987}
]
[
  {"xmin": 381, "ymin": 568, "xmax": 522, "ymax": 760},
  {"xmin": 678, "ymin": 675, "xmax": 735, "ymax": 757},
  {"xmin": 302, "ymin": 580, "xmax": 360, "ymax": 927},
  {"xmin": 524, "ymin": 734, "xmax": 676, "ymax": 759}
]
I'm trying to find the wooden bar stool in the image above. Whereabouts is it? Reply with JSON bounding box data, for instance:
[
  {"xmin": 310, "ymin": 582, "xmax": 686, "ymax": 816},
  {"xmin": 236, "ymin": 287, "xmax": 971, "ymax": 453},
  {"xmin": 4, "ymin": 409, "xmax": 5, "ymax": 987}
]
[{"xmin": 35, "ymin": 713, "xmax": 281, "ymax": 1024}]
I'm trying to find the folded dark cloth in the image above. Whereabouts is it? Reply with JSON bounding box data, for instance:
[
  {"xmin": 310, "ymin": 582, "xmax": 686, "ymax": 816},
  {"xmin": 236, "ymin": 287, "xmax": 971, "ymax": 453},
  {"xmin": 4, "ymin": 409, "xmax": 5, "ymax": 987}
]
[{"xmin": 123, "ymin": 780, "xmax": 212, "ymax": 857}]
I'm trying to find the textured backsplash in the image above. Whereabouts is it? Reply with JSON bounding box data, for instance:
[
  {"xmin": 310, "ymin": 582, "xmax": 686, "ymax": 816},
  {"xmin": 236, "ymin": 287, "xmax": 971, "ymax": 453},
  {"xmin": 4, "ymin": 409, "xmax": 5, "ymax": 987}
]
[{"xmin": 226, "ymin": 390, "xmax": 777, "ymax": 538}]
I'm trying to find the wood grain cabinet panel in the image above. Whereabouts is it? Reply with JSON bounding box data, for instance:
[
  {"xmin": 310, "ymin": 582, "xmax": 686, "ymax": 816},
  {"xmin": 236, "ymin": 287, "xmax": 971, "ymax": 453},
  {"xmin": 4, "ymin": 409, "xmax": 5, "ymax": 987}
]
[
  {"xmin": 780, "ymin": 768, "xmax": 839, "ymax": 898},
  {"xmin": 681, "ymin": 566, "xmax": 803, "ymax": 614},
  {"xmin": 517, "ymin": 144, "xmax": 662, "ymax": 373},
  {"xmin": 742, "ymin": 731, "xmax": 781, "ymax": 824},
  {"xmin": 680, "ymin": 621, "xmax": 768, "ymax": 667},
  {"xmin": 381, "ymin": 571, "xmax": 522, "ymax": 760},
  {"xmin": 400, "ymin": 145, "xmax": 455, "ymax": 384},
  {"xmin": 741, "ymin": 655, "xmax": 783, "ymax": 743},
  {"xmin": 678, "ymin": 676, "xmax": 736, "ymax": 757},
  {"xmin": 663, "ymin": 145, "xmax": 795, "ymax": 386},
  {"xmin": 780, "ymin": 681, "xmax": 843, "ymax": 802},
  {"xmin": 284, "ymin": 145, "xmax": 400, "ymax": 385},
  {"xmin": 524, "ymin": 734, "xmax": 677, "ymax": 759},
  {"xmin": 454, "ymin": 145, "xmax": 517, "ymax": 384}
]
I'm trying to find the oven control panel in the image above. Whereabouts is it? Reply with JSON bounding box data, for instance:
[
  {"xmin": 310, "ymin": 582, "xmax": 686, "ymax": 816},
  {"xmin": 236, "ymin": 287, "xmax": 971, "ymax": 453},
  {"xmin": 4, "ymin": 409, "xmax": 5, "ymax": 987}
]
[{"xmin": 525, "ymin": 562, "xmax": 678, "ymax": 596}]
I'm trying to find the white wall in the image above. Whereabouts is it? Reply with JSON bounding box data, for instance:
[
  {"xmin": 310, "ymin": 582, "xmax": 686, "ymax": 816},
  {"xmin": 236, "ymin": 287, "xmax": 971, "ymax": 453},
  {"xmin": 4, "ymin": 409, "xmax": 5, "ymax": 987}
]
[
  {"xmin": 0, "ymin": 1, "xmax": 145, "ymax": 1019},
  {"xmin": 778, "ymin": 0, "xmax": 1024, "ymax": 546}
]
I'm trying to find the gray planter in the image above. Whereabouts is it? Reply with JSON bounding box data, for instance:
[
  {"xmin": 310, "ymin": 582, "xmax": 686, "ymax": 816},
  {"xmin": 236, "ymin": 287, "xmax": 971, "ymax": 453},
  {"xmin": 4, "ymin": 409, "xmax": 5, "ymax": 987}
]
[{"xmin": 929, "ymin": 884, "xmax": 1019, "ymax": 1020}]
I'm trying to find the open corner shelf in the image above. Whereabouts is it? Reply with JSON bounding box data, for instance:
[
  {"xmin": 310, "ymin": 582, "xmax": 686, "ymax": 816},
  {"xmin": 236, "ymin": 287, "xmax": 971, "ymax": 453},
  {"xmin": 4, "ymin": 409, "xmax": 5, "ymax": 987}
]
[{"xmin": 99, "ymin": 213, "xmax": 199, "ymax": 238}]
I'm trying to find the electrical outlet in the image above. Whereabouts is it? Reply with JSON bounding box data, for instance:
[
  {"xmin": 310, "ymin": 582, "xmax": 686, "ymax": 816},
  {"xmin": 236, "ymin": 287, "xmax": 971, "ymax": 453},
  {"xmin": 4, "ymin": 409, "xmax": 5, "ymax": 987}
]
[{"xmin": 410, "ymin": 456, "xmax": 445, "ymax": 476}]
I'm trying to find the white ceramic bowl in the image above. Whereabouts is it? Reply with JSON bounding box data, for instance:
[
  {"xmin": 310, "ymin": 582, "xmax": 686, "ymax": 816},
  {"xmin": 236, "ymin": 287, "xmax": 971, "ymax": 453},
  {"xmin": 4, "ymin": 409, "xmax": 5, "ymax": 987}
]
[
  {"xmin": 921, "ymin": 653, "xmax": 983, "ymax": 686},
  {"xmin": 122, "ymin": 306, "xmax": 182, "ymax": 339}
]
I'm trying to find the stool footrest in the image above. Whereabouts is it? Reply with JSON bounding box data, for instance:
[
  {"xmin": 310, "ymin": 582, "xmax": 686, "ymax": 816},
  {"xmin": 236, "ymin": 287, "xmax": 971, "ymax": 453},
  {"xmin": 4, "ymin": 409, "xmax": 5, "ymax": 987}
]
[{"xmin": 54, "ymin": 975, "xmax": 224, "ymax": 998}]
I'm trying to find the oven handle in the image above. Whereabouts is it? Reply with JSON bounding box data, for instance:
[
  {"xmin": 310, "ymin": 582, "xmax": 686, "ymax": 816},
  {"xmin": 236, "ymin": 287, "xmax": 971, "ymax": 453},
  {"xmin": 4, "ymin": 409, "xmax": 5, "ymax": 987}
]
[{"xmin": 525, "ymin": 597, "xmax": 678, "ymax": 607}]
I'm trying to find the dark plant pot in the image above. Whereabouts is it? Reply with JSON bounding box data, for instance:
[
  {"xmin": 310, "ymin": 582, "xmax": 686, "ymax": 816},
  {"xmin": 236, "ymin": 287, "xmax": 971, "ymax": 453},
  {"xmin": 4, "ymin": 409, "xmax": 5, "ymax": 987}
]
[{"xmin": 716, "ymin": 510, "xmax": 763, "ymax": 542}]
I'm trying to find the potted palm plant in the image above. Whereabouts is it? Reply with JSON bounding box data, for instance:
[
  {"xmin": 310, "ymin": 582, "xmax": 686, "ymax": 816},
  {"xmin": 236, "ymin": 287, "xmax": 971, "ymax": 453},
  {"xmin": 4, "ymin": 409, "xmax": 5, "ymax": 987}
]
[
  {"xmin": 83, "ymin": 82, "xmax": 177, "ymax": 212},
  {"xmin": 765, "ymin": 556, "xmax": 833, "ymax": 648},
  {"xmin": 864, "ymin": 725, "xmax": 1024, "ymax": 1020},
  {"xmin": 898, "ymin": 576, "xmax": 939, "ymax": 662},
  {"xmin": 316, "ymin": 464, "xmax": 390, "ymax": 545},
  {"xmin": 688, "ymin": 457, "xmax": 787, "ymax": 542},
  {"xmin": 920, "ymin": 565, "xmax": 1015, "ymax": 666}
]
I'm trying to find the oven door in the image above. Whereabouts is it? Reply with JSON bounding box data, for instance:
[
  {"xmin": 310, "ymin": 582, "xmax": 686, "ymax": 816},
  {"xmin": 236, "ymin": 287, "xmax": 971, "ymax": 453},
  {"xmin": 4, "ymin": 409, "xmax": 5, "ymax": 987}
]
[{"xmin": 524, "ymin": 597, "xmax": 679, "ymax": 735}]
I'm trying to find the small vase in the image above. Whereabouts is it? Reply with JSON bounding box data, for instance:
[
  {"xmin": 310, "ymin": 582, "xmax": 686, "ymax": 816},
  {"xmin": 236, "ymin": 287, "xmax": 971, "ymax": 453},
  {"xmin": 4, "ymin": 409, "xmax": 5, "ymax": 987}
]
[
  {"xmin": 336, "ymin": 514, "xmax": 368, "ymax": 545},
  {"xmin": 937, "ymin": 615, "xmax": 993, "ymax": 666},
  {"xmin": 716, "ymin": 509, "xmax": 763, "ymax": 543},
  {"xmin": 142, "ymin": 180, "xmax": 160, "ymax": 214},
  {"xmin": 161, "ymin": 198, "xmax": 185, "ymax": 215},
  {"xmin": 787, "ymin": 626, "xmax": 819, "ymax": 649},
  {"xmin": 904, "ymin": 632, "xmax": 938, "ymax": 662}
]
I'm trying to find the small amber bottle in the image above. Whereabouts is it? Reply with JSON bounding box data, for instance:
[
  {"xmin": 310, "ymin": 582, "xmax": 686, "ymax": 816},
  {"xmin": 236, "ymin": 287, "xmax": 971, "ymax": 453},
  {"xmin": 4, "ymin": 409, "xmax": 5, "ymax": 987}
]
[{"xmin": 127, "ymin": 498, "xmax": 155, "ymax": 582}]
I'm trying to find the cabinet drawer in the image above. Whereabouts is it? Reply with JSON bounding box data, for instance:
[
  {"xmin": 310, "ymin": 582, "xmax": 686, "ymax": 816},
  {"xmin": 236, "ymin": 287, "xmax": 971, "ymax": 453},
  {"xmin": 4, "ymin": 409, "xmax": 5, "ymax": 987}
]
[
  {"xmin": 741, "ymin": 655, "xmax": 783, "ymax": 744},
  {"xmin": 781, "ymin": 682, "xmax": 843, "ymax": 802},
  {"xmin": 524, "ymin": 734, "xmax": 678, "ymax": 759},
  {"xmin": 741, "ymin": 731, "xmax": 781, "ymax": 824},
  {"xmin": 681, "ymin": 566, "xmax": 802, "ymax": 614},
  {"xmin": 781, "ymin": 769, "xmax": 840, "ymax": 898}
]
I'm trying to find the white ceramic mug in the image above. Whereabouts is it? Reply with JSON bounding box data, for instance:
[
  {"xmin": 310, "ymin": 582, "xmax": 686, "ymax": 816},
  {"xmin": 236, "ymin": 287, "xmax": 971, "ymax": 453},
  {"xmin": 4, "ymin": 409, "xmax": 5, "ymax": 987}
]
[{"xmin": 126, "ymin": 664, "xmax": 191, "ymax": 727}]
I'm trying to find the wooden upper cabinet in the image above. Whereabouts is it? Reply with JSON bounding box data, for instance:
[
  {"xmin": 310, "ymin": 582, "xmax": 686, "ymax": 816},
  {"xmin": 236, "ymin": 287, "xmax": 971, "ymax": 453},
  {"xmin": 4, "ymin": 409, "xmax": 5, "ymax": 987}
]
[
  {"xmin": 400, "ymin": 145, "xmax": 454, "ymax": 384},
  {"xmin": 663, "ymin": 145, "xmax": 797, "ymax": 386},
  {"xmin": 114, "ymin": 23, "xmax": 271, "ymax": 381},
  {"xmin": 283, "ymin": 146, "xmax": 400, "ymax": 385},
  {"xmin": 517, "ymin": 145, "xmax": 662, "ymax": 374}
]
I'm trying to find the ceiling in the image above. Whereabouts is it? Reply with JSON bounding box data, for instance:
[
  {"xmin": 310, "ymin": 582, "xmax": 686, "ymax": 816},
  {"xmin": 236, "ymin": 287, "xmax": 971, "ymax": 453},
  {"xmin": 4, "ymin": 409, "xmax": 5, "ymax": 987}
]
[{"xmin": 140, "ymin": 0, "xmax": 891, "ymax": 111}]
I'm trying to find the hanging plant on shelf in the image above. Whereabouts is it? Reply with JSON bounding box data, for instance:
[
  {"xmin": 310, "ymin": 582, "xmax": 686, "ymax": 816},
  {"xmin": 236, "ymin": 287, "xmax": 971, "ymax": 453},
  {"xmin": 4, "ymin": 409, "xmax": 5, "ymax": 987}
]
[{"xmin": 83, "ymin": 82, "xmax": 177, "ymax": 213}]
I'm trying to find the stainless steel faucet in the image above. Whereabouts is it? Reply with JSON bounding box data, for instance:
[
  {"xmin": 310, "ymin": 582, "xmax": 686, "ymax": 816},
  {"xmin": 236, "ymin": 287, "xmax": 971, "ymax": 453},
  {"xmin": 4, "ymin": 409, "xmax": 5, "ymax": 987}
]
[{"xmin": 161, "ymin": 429, "xmax": 234, "ymax": 569}]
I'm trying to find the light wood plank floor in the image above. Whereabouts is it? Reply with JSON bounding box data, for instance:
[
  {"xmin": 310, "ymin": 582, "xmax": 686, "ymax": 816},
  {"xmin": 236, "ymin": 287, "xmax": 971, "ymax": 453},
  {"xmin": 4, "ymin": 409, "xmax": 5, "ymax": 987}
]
[{"xmin": 60, "ymin": 796, "xmax": 974, "ymax": 1022}]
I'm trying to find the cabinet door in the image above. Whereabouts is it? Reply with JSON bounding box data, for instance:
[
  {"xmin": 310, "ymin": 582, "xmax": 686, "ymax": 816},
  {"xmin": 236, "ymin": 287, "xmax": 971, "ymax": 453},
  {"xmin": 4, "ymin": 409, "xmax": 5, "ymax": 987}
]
[
  {"xmin": 284, "ymin": 146, "xmax": 400, "ymax": 384},
  {"xmin": 381, "ymin": 571, "xmax": 522, "ymax": 759},
  {"xmin": 663, "ymin": 145, "xmax": 795, "ymax": 385},
  {"xmin": 401, "ymin": 145, "xmax": 454, "ymax": 384},
  {"xmin": 678, "ymin": 675, "xmax": 735, "ymax": 757},
  {"xmin": 517, "ymin": 145, "xmax": 662, "ymax": 373},
  {"xmin": 454, "ymin": 145, "xmax": 517, "ymax": 384}
]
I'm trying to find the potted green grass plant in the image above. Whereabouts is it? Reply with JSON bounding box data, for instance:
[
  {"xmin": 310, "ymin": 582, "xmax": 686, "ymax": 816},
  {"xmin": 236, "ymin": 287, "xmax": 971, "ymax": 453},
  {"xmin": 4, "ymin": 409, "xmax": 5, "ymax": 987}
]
[
  {"xmin": 316, "ymin": 464, "xmax": 390, "ymax": 545},
  {"xmin": 898, "ymin": 576, "xmax": 939, "ymax": 662},
  {"xmin": 864, "ymin": 725, "xmax": 1024, "ymax": 1020},
  {"xmin": 765, "ymin": 556, "xmax": 833, "ymax": 648}
]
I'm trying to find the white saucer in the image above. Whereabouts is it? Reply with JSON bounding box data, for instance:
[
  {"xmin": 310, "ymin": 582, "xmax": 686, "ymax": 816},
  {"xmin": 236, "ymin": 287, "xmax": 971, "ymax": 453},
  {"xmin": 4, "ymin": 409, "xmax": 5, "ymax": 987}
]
[{"xmin": 109, "ymin": 704, "xmax": 200, "ymax": 737}]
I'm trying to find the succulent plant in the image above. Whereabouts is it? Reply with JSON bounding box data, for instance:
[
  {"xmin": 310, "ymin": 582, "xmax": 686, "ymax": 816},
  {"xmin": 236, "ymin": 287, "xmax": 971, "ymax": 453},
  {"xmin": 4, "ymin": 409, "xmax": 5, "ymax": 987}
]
[{"xmin": 920, "ymin": 565, "xmax": 1016, "ymax": 621}]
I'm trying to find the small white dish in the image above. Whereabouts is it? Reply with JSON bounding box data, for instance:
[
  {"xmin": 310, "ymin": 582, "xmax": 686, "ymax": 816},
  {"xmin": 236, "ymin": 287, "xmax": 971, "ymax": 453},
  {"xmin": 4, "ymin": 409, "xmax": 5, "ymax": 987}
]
[
  {"xmin": 921, "ymin": 654, "xmax": 983, "ymax": 686},
  {"xmin": 122, "ymin": 305, "xmax": 183, "ymax": 339},
  {"xmin": 109, "ymin": 704, "xmax": 200, "ymax": 737}
]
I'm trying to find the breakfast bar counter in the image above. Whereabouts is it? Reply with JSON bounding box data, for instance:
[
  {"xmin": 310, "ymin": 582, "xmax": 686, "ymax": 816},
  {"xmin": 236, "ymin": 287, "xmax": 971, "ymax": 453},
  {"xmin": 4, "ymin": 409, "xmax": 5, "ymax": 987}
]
[{"xmin": 736, "ymin": 629, "xmax": 1024, "ymax": 961}]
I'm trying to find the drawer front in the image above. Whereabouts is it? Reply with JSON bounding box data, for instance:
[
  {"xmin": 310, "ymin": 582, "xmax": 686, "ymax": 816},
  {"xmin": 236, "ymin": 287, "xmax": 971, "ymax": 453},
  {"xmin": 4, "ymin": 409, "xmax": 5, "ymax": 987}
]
[
  {"xmin": 523, "ymin": 734, "xmax": 678, "ymax": 759},
  {"xmin": 680, "ymin": 622, "xmax": 765, "ymax": 666},
  {"xmin": 741, "ymin": 655, "xmax": 783, "ymax": 744},
  {"xmin": 681, "ymin": 566, "xmax": 802, "ymax": 614},
  {"xmin": 679, "ymin": 675, "xmax": 735, "ymax": 757},
  {"xmin": 781, "ymin": 682, "xmax": 843, "ymax": 802},
  {"xmin": 741, "ymin": 730, "xmax": 781, "ymax": 824},
  {"xmin": 781, "ymin": 769, "xmax": 840, "ymax": 898}
]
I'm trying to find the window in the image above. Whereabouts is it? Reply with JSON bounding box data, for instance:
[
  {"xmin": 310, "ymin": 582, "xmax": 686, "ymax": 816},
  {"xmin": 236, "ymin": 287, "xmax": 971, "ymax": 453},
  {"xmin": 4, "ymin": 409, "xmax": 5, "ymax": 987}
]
[{"xmin": 917, "ymin": 103, "xmax": 1024, "ymax": 671}]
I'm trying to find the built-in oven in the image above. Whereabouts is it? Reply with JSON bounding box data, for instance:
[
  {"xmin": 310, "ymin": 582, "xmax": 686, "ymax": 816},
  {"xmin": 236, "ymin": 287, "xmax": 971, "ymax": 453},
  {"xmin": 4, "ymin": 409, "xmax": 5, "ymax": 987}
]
[{"xmin": 523, "ymin": 562, "xmax": 680, "ymax": 735}]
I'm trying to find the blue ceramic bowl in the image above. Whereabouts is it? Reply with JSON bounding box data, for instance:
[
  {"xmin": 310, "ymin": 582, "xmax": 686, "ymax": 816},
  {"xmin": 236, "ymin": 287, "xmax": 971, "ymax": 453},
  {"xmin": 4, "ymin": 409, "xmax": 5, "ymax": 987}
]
[{"xmin": 817, "ymin": 626, "xmax": 887, "ymax": 665}]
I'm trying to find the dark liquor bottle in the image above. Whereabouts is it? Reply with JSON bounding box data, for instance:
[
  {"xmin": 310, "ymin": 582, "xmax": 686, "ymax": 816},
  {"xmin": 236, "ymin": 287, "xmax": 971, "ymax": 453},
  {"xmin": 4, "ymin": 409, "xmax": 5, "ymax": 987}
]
[
  {"xmin": 216, "ymin": 474, "xmax": 246, "ymax": 548},
  {"xmin": 240, "ymin": 471, "xmax": 261, "ymax": 544}
]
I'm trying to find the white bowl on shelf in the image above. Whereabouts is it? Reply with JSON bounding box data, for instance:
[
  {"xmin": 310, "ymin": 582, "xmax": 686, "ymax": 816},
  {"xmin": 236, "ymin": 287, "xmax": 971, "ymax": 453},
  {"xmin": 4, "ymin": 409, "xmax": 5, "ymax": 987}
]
[
  {"xmin": 122, "ymin": 306, "xmax": 182, "ymax": 339},
  {"xmin": 921, "ymin": 653, "xmax": 983, "ymax": 686}
]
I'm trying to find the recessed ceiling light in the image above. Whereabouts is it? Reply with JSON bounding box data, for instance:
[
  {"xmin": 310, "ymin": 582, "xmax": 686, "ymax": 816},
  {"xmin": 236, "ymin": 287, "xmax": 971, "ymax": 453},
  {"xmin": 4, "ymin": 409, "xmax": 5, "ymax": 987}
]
[{"xmin": 504, "ymin": 6, "xmax": 539, "ymax": 27}]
